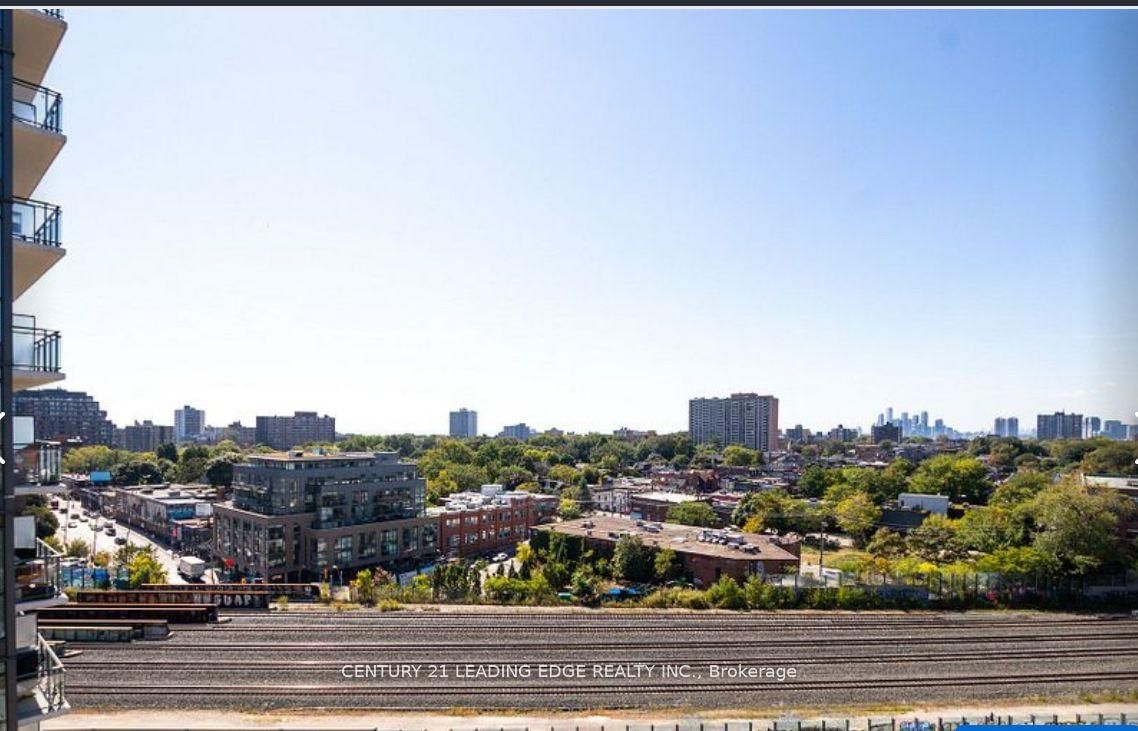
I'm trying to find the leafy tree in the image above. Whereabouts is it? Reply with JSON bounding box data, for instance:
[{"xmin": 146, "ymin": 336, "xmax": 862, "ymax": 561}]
[
  {"xmin": 905, "ymin": 515, "xmax": 962, "ymax": 565},
  {"xmin": 797, "ymin": 465, "xmax": 837, "ymax": 499},
  {"xmin": 23, "ymin": 504, "xmax": 58, "ymax": 539},
  {"xmin": 1080, "ymin": 442, "xmax": 1138, "ymax": 476},
  {"xmin": 127, "ymin": 551, "xmax": 168, "ymax": 587},
  {"xmin": 975, "ymin": 546, "xmax": 1056, "ymax": 577},
  {"xmin": 865, "ymin": 528, "xmax": 905, "ymax": 559},
  {"xmin": 705, "ymin": 576, "xmax": 747, "ymax": 609},
  {"xmin": 547, "ymin": 464, "xmax": 581, "ymax": 488},
  {"xmin": 112, "ymin": 459, "xmax": 164, "ymax": 486},
  {"xmin": 990, "ymin": 471, "xmax": 1050, "ymax": 507},
  {"xmin": 1026, "ymin": 480, "xmax": 1135, "ymax": 575},
  {"xmin": 558, "ymin": 498, "xmax": 581, "ymax": 520},
  {"xmin": 352, "ymin": 568, "xmax": 378, "ymax": 606},
  {"xmin": 832, "ymin": 492, "xmax": 881, "ymax": 545},
  {"xmin": 722, "ymin": 445, "xmax": 760, "ymax": 467},
  {"xmin": 495, "ymin": 465, "xmax": 534, "ymax": 490},
  {"xmin": 155, "ymin": 442, "xmax": 178, "ymax": 463},
  {"xmin": 41, "ymin": 535, "xmax": 63, "ymax": 553},
  {"xmin": 654, "ymin": 548, "xmax": 683, "ymax": 582},
  {"xmin": 205, "ymin": 452, "xmax": 243, "ymax": 487},
  {"xmin": 909, "ymin": 454, "xmax": 993, "ymax": 504},
  {"xmin": 666, "ymin": 501, "xmax": 718, "ymax": 527},
  {"xmin": 570, "ymin": 564, "xmax": 600, "ymax": 604},
  {"xmin": 65, "ymin": 538, "xmax": 90, "ymax": 558},
  {"xmin": 612, "ymin": 535, "xmax": 655, "ymax": 583},
  {"xmin": 62, "ymin": 445, "xmax": 126, "ymax": 474}
]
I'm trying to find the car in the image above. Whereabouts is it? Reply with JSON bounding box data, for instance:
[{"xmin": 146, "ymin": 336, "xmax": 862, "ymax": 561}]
[
  {"xmin": 493, "ymin": 552, "xmax": 509, "ymax": 563},
  {"xmin": 114, "ymin": 536, "xmax": 127, "ymax": 545},
  {"xmin": 79, "ymin": 515, "xmax": 88, "ymax": 522},
  {"xmin": 67, "ymin": 522, "xmax": 77, "ymax": 529}
]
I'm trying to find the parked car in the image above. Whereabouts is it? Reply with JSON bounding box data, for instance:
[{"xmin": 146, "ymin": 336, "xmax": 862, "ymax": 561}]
[
  {"xmin": 67, "ymin": 522, "xmax": 77, "ymax": 529},
  {"xmin": 493, "ymin": 552, "xmax": 509, "ymax": 563},
  {"xmin": 114, "ymin": 536, "xmax": 127, "ymax": 545}
]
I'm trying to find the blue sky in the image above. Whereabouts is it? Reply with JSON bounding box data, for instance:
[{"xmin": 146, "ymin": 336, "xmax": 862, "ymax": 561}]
[{"xmin": 23, "ymin": 9, "xmax": 1138, "ymax": 436}]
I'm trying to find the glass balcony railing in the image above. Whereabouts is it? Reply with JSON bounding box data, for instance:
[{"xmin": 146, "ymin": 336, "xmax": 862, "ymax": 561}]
[
  {"xmin": 16, "ymin": 635, "xmax": 67, "ymax": 722},
  {"xmin": 14, "ymin": 442, "xmax": 62, "ymax": 488},
  {"xmin": 15, "ymin": 538, "xmax": 63, "ymax": 604},
  {"xmin": 12, "ymin": 198, "xmax": 62, "ymax": 248},
  {"xmin": 13, "ymin": 314, "xmax": 61, "ymax": 374},
  {"xmin": 13, "ymin": 78, "xmax": 62, "ymax": 134}
]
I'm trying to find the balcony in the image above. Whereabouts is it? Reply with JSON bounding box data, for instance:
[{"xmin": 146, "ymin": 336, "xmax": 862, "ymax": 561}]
[
  {"xmin": 13, "ymin": 314, "xmax": 63, "ymax": 391},
  {"xmin": 11, "ymin": 10, "xmax": 66, "ymax": 89},
  {"xmin": 14, "ymin": 441, "xmax": 64, "ymax": 496},
  {"xmin": 15, "ymin": 519, "xmax": 65, "ymax": 608},
  {"xmin": 16, "ymin": 634, "xmax": 69, "ymax": 724},
  {"xmin": 12, "ymin": 197, "xmax": 65, "ymax": 300},
  {"xmin": 13, "ymin": 78, "xmax": 66, "ymax": 199}
]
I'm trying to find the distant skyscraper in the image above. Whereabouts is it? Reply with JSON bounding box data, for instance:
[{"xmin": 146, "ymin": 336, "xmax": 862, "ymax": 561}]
[
  {"xmin": 876, "ymin": 413, "xmax": 885, "ymax": 427},
  {"xmin": 689, "ymin": 393, "xmax": 780, "ymax": 453},
  {"xmin": 175, "ymin": 404, "xmax": 205, "ymax": 443},
  {"xmin": 886, "ymin": 407, "xmax": 894, "ymax": 423},
  {"xmin": 449, "ymin": 408, "xmax": 478, "ymax": 438},
  {"xmin": 1084, "ymin": 416, "xmax": 1101, "ymax": 438},
  {"xmin": 871, "ymin": 423, "xmax": 901, "ymax": 443},
  {"xmin": 993, "ymin": 417, "xmax": 1020, "ymax": 438},
  {"xmin": 1037, "ymin": 412, "xmax": 1083, "ymax": 441},
  {"xmin": 919, "ymin": 411, "xmax": 929, "ymax": 432}
]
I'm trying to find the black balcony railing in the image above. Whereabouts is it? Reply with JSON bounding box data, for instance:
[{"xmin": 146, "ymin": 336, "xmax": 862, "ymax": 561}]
[
  {"xmin": 12, "ymin": 79, "xmax": 62, "ymax": 134},
  {"xmin": 12, "ymin": 198, "xmax": 62, "ymax": 248},
  {"xmin": 41, "ymin": 9, "xmax": 64, "ymax": 19},
  {"xmin": 13, "ymin": 314, "xmax": 61, "ymax": 373}
]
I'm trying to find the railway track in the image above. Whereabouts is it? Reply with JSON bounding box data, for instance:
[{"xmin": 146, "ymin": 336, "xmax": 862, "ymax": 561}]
[{"xmin": 65, "ymin": 669, "xmax": 1138, "ymax": 697}]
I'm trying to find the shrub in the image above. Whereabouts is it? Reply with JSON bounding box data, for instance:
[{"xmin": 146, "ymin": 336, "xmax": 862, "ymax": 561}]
[
  {"xmin": 706, "ymin": 577, "xmax": 747, "ymax": 609},
  {"xmin": 378, "ymin": 598, "xmax": 403, "ymax": 612},
  {"xmin": 276, "ymin": 595, "xmax": 289, "ymax": 611}
]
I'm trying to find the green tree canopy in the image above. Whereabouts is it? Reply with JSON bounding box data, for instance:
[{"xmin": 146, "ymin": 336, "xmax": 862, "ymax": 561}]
[{"xmin": 666, "ymin": 501, "xmax": 719, "ymax": 527}]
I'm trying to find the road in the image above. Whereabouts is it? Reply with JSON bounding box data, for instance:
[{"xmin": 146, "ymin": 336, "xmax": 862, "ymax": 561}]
[
  {"xmin": 52, "ymin": 498, "xmax": 189, "ymax": 585},
  {"xmin": 61, "ymin": 609, "xmax": 1138, "ymax": 712}
]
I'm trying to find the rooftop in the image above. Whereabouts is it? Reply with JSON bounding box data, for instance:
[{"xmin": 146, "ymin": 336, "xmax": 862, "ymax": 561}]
[
  {"xmin": 632, "ymin": 491, "xmax": 700, "ymax": 504},
  {"xmin": 249, "ymin": 450, "xmax": 402, "ymax": 462},
  {"xmin": 538, "ymin": 515, "xmax": 800, "ymax": 563}
]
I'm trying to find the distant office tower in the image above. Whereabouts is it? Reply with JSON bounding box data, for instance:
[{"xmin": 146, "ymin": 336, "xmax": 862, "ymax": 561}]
[
  {"xmin": 919, "ymin": 411, "xmax": 929, "ymax": 433},
  {"xmin": 1084, "ymin": 416, "xmax": 1101, "ymax": 438},
  {"xmin": 255, "ymin": 411, "xmax": 336, "ymax": 450},
  {"xmin": 786, "ymin": 424, "xmax": 810, "ymax": 443},
  {"xmin": 174, "ymin": 404, "xmax": 205, "ymax": 442},
  {"xmin": 449, "ymin": 408, "xmax": 478, "ymax": 438},
  {"xmin": 886, "ymin": 407, "xmax": 893, "ymax": 423},
  {"xmin": 933, "ymin": 418, "xmax": 945, "ymax": 436},
  {"xmin": 827, "ymin": 424, "xmax": 858, "ymax": 442},
  {"xmin": 499, "ymin": 423, "xmax": 534, "ymax": 441},
  {"xmin": 120, "ymin": 420, "xmax": 175, "ymax": 452},
  {"xmin": 876, "ymin": 413, "xmax": 885, "ymax": 427},
  {"xmin": 1037, "ymin": 412, "xmax": 1083, "ymax": 441},
  {"xmin": 14, "ymin": 388, "xmax": 116, "ymax": 445},
  {"xmin": 871, "ymin": 423, "xmax": 901, "ymax": 443},
  {"xmin": 220, "ymin": 421, "xmax": 257, "ymax": 445},
  {"xmin": 689, "ymin": 393, "xmax": 779, "ymax": 453}
]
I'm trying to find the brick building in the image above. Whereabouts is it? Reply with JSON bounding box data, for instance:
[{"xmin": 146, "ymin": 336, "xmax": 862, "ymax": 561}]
[{"xmin": 433, "ymin": 485, "xmax": 558, "ymax": 558}]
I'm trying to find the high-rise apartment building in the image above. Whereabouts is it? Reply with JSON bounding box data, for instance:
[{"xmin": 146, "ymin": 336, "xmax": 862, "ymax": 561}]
[
  {"xmin": 871, "ymin": 423, "xmax": 901, "ymax": 443},
  {"xmin": 13, "ymin": 388, "xmax": 114, "ymax": 446},
  {"xmin": 119, "ymin": 421, "xmax": 175, "ymax": 453},
  {"xmin": 499, "ymin": 423, "xmax": 534, "ymax": 441},
  {"xmin": 448, "ymin": 408, "xmax": 477, "ymax": 438},
  {"xmin": 689, "ymin": 393, "xmax": 779, "ymax": 453},
  {"xmin": 2, "ymin": 9, "xmax": 71, "ymax": 726},
  {"xmin": 993, "ymin": 417, "xmax": 1020, "ymax": 438},
  {"xmin": 1084, "ymin": 416, "xmax": 1101, "ymax": 439},
  {"xmin": 255, "ymin": 411, "xmax": 336, "ymax": 450},
  {"xmin": 174, "ymin": 404, "xmax": 205, "ymax": 443},
  {"xmin": 1037, "ymin": 412, "xmax": 1083, "ymax": 441}
]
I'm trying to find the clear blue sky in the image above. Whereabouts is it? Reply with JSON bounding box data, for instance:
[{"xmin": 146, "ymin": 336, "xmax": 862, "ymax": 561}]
[{"xmin": 22, "ymin": 9, "xmax": 1138, "ymax": 436}]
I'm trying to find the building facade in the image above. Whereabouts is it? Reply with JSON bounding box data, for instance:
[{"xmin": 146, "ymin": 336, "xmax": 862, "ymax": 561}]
[
  {"xmin": 118, "ymin": 421, "xmax": 174, "ymax": 453},
  {"xmin": 2, "ymin": 9, "xmax": 71, "ymax": 727},
  {"xmin": 870, "ymin": 423, "xmax": 901, "ymax": 444},
  {"xmin": 254, "ymin": 411, "xmax": 336, "ymax": 450},
  {"xmin": 689, "ymin": 393, "xmax": 779, "ymax": 453},
  {"xmin": 1037, "ymin": 412, "xmax": 1083, "ymax": 441},
  {"xmin": 448, "ymin": 408, "xmax": 477, "ymax": 438},
  {"xmin": 212, "ymin": 451, "xmax": 434, "ymax": 582},
  {"xmin": 499, "ymin": 423, "xmax": 534, "ymax": 440},
  {"xmin": 13, "ymin": 388, "xmax": 114, "ymax": 446},
  {"xmin": 174, "ymin": 405, "xmax": 204, "ymax": 443},
  {"xmin": 432, "ymin": 485, "xmax": 558, "ymax": 558}
]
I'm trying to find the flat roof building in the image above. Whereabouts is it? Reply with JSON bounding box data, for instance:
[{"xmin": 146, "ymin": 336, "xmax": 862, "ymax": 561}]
[
  {"xmin": 689, "ymin": 393, "xmax": 779, "ymax": 453},
  {"xmin": 449, "ymin": 408, "xmax": 477, "ymax": 438},
  {"xmin": 535, "ymin": 516, "xmax": 800, "ymax": 587},
  {"xmin": 254, "ymin": 411, "xmax": 336, "ymax": 450}
]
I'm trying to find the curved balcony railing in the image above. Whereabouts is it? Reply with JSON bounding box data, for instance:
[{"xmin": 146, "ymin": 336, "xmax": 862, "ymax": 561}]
[
  {"xmin": 13, "ymin": 78, "xmax": 63, "ymax": 134},
  {"xmin": 12, "ymin": 198, "xmax": 62, "ymax": 248}
]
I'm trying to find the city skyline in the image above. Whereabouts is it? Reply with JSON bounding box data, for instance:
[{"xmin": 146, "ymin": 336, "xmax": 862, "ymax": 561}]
[{"xmin": 19, "ymin": 9, "xmax": 1138, "ymax": 437}]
